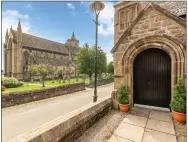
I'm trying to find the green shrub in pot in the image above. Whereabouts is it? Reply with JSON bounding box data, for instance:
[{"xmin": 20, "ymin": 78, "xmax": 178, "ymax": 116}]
[{"xmin": 117, "ymin": 85, "xmax": 129, "ymax": 104}]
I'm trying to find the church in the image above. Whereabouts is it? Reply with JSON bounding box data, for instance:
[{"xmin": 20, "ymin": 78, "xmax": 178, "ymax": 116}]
[
  {"xmin": 4, "ymin": 20, "xmax": 80, "ymax": 80},
  {"xmin": 112, "ymin": 2, "xmax": 186, "ymax": 108}
]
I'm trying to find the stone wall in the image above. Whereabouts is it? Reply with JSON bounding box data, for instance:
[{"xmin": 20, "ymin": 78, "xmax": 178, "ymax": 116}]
[
  {"xmin": 8, "ymin": 97, "xmax": 112, "ymax": 142},
  {"xmin": 87, "ymin": 77, "xmax": 114, "ymax": 88},
  {"xmin": 2, "ymin": 83, "xmax": 85, "ymax": 108}
]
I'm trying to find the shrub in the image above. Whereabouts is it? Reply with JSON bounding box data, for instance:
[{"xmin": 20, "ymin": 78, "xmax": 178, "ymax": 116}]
[
  {"xmin": 2, "ymin": 77, "xmax": 24, "ymax": 88},
  {"xmin": 117, "ymin": 85, "xmax": 129, "ymax": 104},
  {"xmin": 170, "ymin": 77, "xmax": 186, "ymax": 113}
]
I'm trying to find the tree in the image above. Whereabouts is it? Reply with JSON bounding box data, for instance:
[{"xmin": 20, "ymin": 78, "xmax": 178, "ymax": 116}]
[
  {"xmin": 76, "ymin": 43, "xmax": 95, "ymax": 81},
  {"xmin": 76, "ymin": 43, "xmax": 107, "ymax": 81},
  {"xmin": 29, "ymin": 64, "xmax": 54, "ymax": 87},
  {"xmin": 96, "ymin": 46, "xmax": 107, "ymax": 78},
  {"xmin": 56, "ymin": 66, "xmax": 65, "ymax": 83},
  {"xmin": 107, "ymin": 61, "xmax": 114, "ymax": 75}
]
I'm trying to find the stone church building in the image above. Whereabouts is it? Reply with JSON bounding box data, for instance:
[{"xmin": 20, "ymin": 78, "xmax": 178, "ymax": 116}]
[
  {"xmin": 4, "ymin": 20, "xmax": 80, "ymax": 80},
  {"xmin": 111, "ymin": 2, "xmax": 186, "ymax": 108}
]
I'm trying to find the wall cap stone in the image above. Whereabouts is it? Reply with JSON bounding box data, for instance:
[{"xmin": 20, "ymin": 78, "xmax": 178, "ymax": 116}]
[{"xmin": 8, "ymin": 96, "xmax": 112, "ymax": 142}]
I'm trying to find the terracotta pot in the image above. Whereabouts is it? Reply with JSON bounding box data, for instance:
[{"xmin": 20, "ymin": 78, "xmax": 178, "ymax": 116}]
[
  {"xmin": 172, "ymin": 109, "xmax": 186, "ymax": 123},
  {"xmin": 119, "ymin": 104, "xmax": 129, "ymax": 112}
]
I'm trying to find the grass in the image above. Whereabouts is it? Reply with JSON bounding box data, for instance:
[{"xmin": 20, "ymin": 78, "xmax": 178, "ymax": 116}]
[
  {"xmin": 2, "ymin": 77, "xmax": 94, "ymax": 93},
  {"xmin": 3, "ymin": 85, "xmax": 47, "ymax": 93},
  {"xmin": 29, "ymin": 78, "xmax": 92, "ymax": 86}
]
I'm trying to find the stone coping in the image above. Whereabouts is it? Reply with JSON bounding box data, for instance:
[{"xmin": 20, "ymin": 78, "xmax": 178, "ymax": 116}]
[{"xmin": 8, "ymin": 96, "xmax": 112, "ymax": 142}]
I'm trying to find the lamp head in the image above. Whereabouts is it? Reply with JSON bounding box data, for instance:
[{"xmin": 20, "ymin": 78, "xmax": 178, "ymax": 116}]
[{"xmin": 90, "ymin": 1, "xmax": 105, "ymax": 15}]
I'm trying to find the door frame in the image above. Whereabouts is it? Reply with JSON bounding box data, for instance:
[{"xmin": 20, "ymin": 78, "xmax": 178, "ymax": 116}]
[{"xmin": 121, "ymin": 36, "xmax": 185, "ymax": 107}]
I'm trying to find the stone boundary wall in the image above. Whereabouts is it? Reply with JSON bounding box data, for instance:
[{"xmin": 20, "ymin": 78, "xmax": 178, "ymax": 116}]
[
  {"xmin": 2, "ymin": 83, "xmax": 85, "ymax": 108},
  {"xmin": 87, "ymin": 77, "xmax": 114, "ymax": 88},
  {"xmin": 8, "ymin": 97, "xmax": 112, "ymax": 142}
]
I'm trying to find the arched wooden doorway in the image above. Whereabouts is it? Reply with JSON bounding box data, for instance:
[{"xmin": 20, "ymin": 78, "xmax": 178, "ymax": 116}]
[{"xmin": 133, "ymin": 48, "xmax": 171, "ymax": 108}]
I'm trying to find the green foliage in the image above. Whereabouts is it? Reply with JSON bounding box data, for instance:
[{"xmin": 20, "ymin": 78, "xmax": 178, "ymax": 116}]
[
  {"xmin": 29, "ymin": 64, "xmax": 54, "ymax": 78},
  {"xmin": 2, "ymin": 76, "xmax": 24, "ymax": 88},
  {"xmin": 117, "ymin": 85, "xmax": 129, "ymax": 104},
  {"xmin": 76, "ymin": 43, "xmax": 107, "ymax": 80},
  {"xmin": 107, "ymin": 61, "xmax": 114, "ymax": 74},
  {"xmin": 170, "ymin": 77, "xmax": 186, "ymax": 113},
  {"xmin": 28, "ymin": 64, "xmax": 54, "ymax": 87}
]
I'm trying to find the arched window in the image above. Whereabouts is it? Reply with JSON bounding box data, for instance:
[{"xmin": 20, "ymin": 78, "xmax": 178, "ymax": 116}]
[{"xmin": 23, "ymin": 51, "xmax": 30, "ymax": 72}]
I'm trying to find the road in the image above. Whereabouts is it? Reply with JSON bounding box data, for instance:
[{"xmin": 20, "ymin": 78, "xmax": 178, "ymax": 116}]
[{"xmin": 2, "ymin": 83, "xmax": 114, "ymax": 142}]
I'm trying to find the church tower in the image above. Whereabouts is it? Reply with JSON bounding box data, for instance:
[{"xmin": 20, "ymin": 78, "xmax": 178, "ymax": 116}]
[{"xmin": 66, "ymin": 31, "xmax": 79, "ymax": 47}]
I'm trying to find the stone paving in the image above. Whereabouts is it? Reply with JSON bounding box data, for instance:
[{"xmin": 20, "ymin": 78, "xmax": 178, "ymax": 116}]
[{"xmin": 108, "ymin": 107, "xmax": 177, "ymax": 142}]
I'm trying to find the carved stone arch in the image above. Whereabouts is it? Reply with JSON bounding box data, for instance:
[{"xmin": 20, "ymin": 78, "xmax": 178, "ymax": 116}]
[{"xmin": 121, "ymin": 35, "xmax": 186, "ymax": 106}]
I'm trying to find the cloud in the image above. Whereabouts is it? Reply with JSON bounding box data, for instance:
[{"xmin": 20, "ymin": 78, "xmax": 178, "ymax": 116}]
[
  {"xmin": 26, "ymin": 3, "xmax": 33, "ymax": 9},
  {"xmin": 67, "ymin": 3, "xmax": 75, "ymax": 10},
  {"xmin": 98, "ymin": 2, "xmax": 114, "ymax": 37},
  {"xmin": 2, "ymin": 9, "xmax": 31, "ymax": 43}
]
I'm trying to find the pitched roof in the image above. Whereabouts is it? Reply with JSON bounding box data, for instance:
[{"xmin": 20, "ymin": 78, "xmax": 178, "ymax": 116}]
[
  {"xmin": 12, "ymin": 30, "xmax": 74, "ymax": 55},
  {"xmin": 33, "ymin": 56, "xmax": 70, "ymax": 66},
  {"xmin": 154, "ymin": 1, "xmax": 186, "ymax": 16},
  {"xmin": 111, "ymin": 2, "xmax": 186, "ymax": 53},
  {"xmin": 114, "ymin": 1, "xmax": 186, "ymax": 16}
]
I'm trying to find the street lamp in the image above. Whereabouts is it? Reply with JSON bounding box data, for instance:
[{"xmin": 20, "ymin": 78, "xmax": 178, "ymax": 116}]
[{"xmin": 90, "ymin": 1, "xmax": 105, "ymax": 103}]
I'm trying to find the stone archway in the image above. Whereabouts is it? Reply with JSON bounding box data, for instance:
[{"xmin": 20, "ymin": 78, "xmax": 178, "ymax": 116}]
[{"xmin": 121, "ymin": 35, "xmax": 185, "ymax": 106}]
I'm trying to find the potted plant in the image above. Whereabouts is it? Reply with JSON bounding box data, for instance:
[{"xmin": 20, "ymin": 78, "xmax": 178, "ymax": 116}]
[
  {"xmin": 170, "ymin": 77, "xmax": 186, "ymax": 123},
  {"xmin": 117, "ymin": 85, "xmax": 129, "ymax": 112}
]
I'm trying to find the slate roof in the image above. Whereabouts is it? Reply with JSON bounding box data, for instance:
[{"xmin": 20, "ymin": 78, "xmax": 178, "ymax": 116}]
[
  {"xmin": 154, "ymin": 1, "xmax": 186, "ymax": 16},
  {"xmin": 114, "ymin": 1, "xmax": 186, "ymax": 16},
  {"xmin": 33, "ymin": 56, "xmax": 73, "ymax": 66},
  {"xmin": 11, "ymin": 30, "xmax": 79, "ymax": 55}
]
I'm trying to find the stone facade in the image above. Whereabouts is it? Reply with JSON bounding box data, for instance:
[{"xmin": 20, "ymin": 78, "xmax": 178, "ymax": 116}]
[
  {"xmin": 112, "ymin": 2, "xmax": 186, "ymax": 106},
  {"xmin": 4, "ymin": 20, "xmax": 80, "ymax": 80}
]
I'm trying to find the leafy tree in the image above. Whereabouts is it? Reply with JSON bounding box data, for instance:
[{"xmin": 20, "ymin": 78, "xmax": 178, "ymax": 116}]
[
  {"xmin": 29, "ymin": 64, "xmax": 54, "ymax": 87},
  {"xmin": 56, "ymin": 66, "xmax": 65, "ymax": 83},
  {"xmin": 170, "ymin": 77, "xmax": 186, "ymax": 113},
  {"xmin": 77, "ymin": 43, "xmax": 95, "ymax": 81},
  {"xmin": 107, "ymin": 61, "xmax": 114, "ymax": 75},
  {"xmin": 95, "ymin": 46, "xmax": 107, "ymax": 78},
  {"xmin": 76, "ymin": 43, "xmax": 107, "ymax": 81}
]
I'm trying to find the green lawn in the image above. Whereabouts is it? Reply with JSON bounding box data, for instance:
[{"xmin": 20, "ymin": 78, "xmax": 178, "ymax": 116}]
[
  {"xmin": 3, "ymin": 85, "xmax": 48, "ymax": 93},
  {"xmin": 2, "ymin": 77, "xmax": 93, "ymax": 93},
  {"xmin": 29, "ymin": 78, "xmax": 91, "ymax": 86}
]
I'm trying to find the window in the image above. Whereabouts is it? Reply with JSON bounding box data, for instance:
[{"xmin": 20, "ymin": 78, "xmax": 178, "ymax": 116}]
[{"xmin": 119, "ymin": 5, "xmax": 137, "ymax": 30}]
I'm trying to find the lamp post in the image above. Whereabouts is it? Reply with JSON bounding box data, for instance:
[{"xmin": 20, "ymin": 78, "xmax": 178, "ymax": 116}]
[{"xmin": 90, "ymin": 1, "xmax": 105, "ymax": 102}]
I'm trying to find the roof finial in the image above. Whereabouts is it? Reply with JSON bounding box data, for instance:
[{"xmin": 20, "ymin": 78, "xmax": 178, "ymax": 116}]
[
  {"xmin": 71, "ymin": 31, "xmax": 75, "ymax": 40},
  {"xmin": 17, "ymin": 19, "xmax": 22, "ymax": 31}
]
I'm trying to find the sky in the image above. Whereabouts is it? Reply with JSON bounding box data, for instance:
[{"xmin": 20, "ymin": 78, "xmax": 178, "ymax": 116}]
[{"xmin": 2, "ymin": 1, "xmax": 117, "ymax": 69}]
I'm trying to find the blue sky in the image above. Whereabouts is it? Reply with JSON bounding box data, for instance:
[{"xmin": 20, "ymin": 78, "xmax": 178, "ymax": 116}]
[{"xmin": 2, "ymin": 1, "xmax": 116, "ymax": 66}]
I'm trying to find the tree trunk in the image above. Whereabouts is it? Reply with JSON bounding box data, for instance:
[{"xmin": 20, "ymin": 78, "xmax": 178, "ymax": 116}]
[
  {"xmin": 42, "ymin": 78, "xmax": 45, "ymax": 87},
  {"xmin": 89, "ymin": 74, "xmax": 92, "ymax": 83}
]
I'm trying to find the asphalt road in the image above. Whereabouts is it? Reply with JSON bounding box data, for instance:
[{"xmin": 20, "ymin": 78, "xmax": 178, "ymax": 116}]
[{"xmin": 2, "ymin": 83, "xmax": 114, "ymax": 142}]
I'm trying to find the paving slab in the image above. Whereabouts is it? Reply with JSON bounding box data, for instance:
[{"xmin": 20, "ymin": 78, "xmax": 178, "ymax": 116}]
[
  {"xmin": 108, "ymin": 135, "xmax": 133, "ymax": 142},
  {"xmin": 123, "ymin": 114, "xmax": 148, "ymax": 127},
  {"xmin": 142, "ymin": 129, "xmax": 177, "ymax": 142},
  {"xmin": 146, "ymin": 119, "xmax": 175, "ymax": 135},
  {"xmin": 149, "ymin": 110, "xmax": 172, "ymax": 122},
  {"xmin": 114, "ymin": 122, "xmax": 144, "ymax": 142},
  {"xmin": 129, "ymin": 107, "xmax": 151, "ymax": 118}
]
